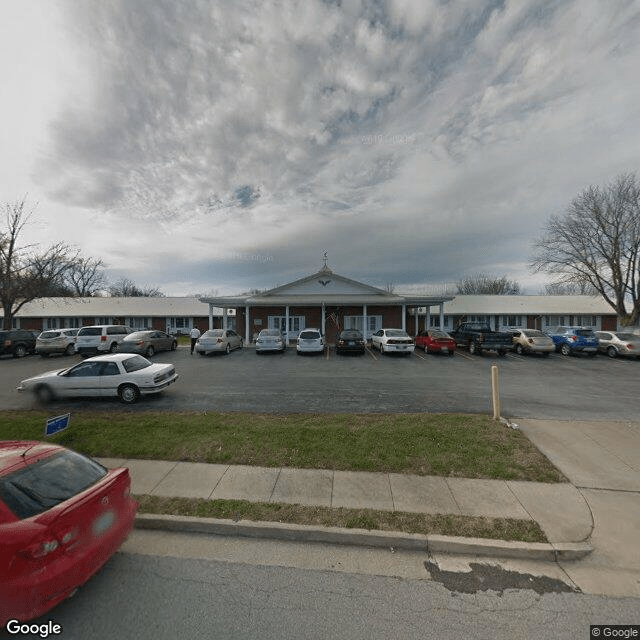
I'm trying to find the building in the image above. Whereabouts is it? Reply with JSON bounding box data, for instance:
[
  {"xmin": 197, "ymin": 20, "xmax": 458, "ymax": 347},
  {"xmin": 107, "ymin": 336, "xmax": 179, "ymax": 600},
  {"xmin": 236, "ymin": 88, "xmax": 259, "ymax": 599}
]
[
  {"xmin": 2, "ymin": 265, "xmax": 623, "ymax": 340},
  {"xmin": 200, "ymin": 263, "xmax": 453, "ymax": 345},
  {"xmin": 2, "ymin": 297, "xmax": 219, "ymax": 335}
]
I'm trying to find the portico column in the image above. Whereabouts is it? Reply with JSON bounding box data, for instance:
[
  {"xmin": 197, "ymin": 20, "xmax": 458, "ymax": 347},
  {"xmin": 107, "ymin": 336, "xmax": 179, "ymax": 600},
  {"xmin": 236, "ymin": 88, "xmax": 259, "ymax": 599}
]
[
  {"xmin": 321, "ymin": 302, "xmax": 326, "ymax": 336},
  {"xmin": 425, "ymin": 306, "xmax": 431, "ymax": 331},
  {"xmin": 208, "ymin": 304, "xmax": 214, "ymax": 330},
  {"xmin": 245, "ymin": 305, "xmax": 250, "ymax": 344},
  {"xmin": 363, "ymin": 304, "xmax": 367, "ymax": 340},
  {"xmin": 401, "ymin": 304, "xmax": 406, "ymax": 331},
  {"xmin": 414, "ymin": 307, "xmax": 418, "ymax": 336},
  {"xmin": 439, "ymin": 303, "xmax": 444, "ymax": 330},
  {"xmin": 223, "ymin": 308, "xmax": 228, "ymax": 330},
  {"xmin": 285, "ymin": 306, "xmax": 290, "ymax": 346}
]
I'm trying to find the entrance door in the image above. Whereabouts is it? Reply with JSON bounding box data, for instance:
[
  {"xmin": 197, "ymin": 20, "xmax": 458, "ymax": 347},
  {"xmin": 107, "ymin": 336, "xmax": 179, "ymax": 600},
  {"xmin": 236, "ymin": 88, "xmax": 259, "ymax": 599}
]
[{"xmin": 268, "ymin": 316, "xmax": 305, "ymax": 340}]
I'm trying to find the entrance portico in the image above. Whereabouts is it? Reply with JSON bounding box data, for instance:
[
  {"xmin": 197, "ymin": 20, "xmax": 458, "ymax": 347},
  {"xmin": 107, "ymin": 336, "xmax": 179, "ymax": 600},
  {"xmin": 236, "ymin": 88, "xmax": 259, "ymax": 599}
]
[{"xmin": 200, "ymin": 264, "xmax": 453, "ymax": 345}]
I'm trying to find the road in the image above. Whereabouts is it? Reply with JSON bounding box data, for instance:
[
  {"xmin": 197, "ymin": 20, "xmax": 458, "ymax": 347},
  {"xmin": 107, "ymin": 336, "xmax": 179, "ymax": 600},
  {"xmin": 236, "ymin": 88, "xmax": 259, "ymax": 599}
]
[
  {"xmin": 12, "ymin": 533, "xmax": 637, "ymax": 640},
  {"xmin": 2, "ymin": 344, "xmax": 640, "ymax": 420}
]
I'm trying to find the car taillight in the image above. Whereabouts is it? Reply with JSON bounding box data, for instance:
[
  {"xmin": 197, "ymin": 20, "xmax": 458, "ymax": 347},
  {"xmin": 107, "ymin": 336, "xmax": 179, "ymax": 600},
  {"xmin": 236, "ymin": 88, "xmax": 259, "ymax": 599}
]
[
  {"xmin": 571, "ymin": 336, "xmax": 577, "ymax": 341},
  {"xmin": 627, "ymin": 344, "xmax": 634, "ymax": 349},
  {"xmin": 216, "ymin": 338, "xmax": 223, "ymax": 343},
  {"xmin": 338, "ymin": 340, "xmax": 345, "ymax": 346},
  {"xmin": 4, "ymin": 339, "xmax": 11, "ymax": 346},
  {"xmin": 135, "ymin": 341, "xmax": 144, "ymax": 346},
  {"xmin": 18, "ymin": 539, "xmax": 60, "ymax": 559},
  {"xmin": 101, "ymin": 336, "xmax": 107, "ymax": 341},
  {"xmin": 528, "ymin": 339, "xmax": 534, "ymax": 344}
]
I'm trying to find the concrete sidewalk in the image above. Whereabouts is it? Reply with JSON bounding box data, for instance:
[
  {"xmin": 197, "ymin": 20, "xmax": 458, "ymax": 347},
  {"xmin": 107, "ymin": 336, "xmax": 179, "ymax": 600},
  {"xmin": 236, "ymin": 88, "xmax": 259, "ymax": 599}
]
[{"xmin": 97, "ymin": 456, "xmax": 593, "ymax": 561}]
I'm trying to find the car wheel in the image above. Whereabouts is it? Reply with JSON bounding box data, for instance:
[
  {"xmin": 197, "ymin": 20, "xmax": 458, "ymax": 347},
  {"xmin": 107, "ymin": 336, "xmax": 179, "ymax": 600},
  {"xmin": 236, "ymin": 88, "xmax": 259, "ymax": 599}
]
[
  {"xmin": 109, "ymin": 342, "xmax": 118, "ymax": 353},
  {"xmin": 607, "ymin": 346, "xmax": 617, "ymax": 358},
  {"xmin": 146, "ymin": 346, "xmax": 155, "ymax": 358},
  {"xmin": 118, "ymin": 384, "xmax": 140, "ymax": 404},
  {"xmin": 515, "ymin": 344, "xmax": 524, "ymax": 355},
  {"xmin": 65, "ymin": 343, "xmax": 76, "ymax": 356},
  {"xmin": 35, "ymin": 385, "xmax": 54, "ymax": 404},
  {"xmin": 171, "ymin": 341, "xmax": 177, "ymax": 351},
  {"xmin": 560, "ymin": 343, "xmax": 571, "ymax": 356},
  {"xmin": 13, "ymin": 344, "xmax": 27, "ymax": 358},
  {"xmin": 448, "ymin": 350, "xmax": 455, "ymax": 357},
  {"xmin": 225, "ymin": 343, "xmax": 231, "ymax": 355}
]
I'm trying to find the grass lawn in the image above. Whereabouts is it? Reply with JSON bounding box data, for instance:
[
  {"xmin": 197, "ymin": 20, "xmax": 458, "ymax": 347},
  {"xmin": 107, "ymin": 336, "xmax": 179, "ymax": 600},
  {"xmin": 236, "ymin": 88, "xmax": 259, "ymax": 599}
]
[
  {"xmin": 135, "ymin": 495, "xmax": 547, "ymax": 543},
  {"xmin": 0, "ymin": 410, "xmax": 564, "ymax": 482}
]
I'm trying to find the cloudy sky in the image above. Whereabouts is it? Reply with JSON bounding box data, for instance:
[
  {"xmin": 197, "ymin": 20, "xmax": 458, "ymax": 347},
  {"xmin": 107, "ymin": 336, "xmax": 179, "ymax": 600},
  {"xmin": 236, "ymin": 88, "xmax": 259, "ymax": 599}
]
[{"xmin": 2, "ymin": 0, "xmax": 639, "ymax": 296}]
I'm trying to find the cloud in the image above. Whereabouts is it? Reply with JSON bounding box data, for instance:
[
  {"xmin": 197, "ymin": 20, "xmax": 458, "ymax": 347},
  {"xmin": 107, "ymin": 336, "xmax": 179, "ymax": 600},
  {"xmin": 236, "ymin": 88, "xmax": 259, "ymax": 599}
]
[{"xmin": 21, "ymin": 0, "xmax": 640, "ymax": 295}]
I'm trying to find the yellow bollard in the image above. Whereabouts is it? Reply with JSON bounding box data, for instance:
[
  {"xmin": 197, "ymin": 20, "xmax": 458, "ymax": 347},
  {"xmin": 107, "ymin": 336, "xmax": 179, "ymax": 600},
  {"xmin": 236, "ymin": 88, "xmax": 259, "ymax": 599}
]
[{"xmin": 491, "ymin": 363, "xmax": 501, "ymax": 420}]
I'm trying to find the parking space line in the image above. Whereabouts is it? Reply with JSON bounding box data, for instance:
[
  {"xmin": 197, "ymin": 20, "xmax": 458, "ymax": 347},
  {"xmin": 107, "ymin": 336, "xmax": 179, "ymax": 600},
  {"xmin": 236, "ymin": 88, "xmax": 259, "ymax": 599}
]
[
  {"xmin": 413, "ymin": 350, "xmax": 426, "ymax": 361},
  {"xmin": 366, "ymin": 347, "xmax": 378, "ymax": 361},
  {"xmin": 455, "ymin": 350, "xmax": 474, "ymax": 361}
]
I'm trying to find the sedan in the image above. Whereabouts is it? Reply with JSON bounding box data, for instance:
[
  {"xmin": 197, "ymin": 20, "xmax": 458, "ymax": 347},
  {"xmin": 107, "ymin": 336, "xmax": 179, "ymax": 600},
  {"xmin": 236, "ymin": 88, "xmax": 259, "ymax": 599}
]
[
  {"xmin": 16, "ymin": 353, "xmax": 179, "ymax": 404},
  {"xmin": 195, "ymin": 329, "xmax": 243, "ymax": 355},
  {"xmin": 0, "ymin": 441, "xmax": 138, "ymax": 626},
  {"xmin": 414, "ymin": 329, "xmax": 455, "ymax": 356},
  {"xmin": 35, "ymin": 328, "xmax": 79, "ymax": 357},
  {"xmin": 510, "ymin": 329, "xmax": 555, "ymax": 357},
  {"xmin": 118, "ymin": 330, "xmax": 178, "ymax": 357},
  {"xmin": 255, "ymin": 328, "xmax": 286, "ymax": 354},
  {"xmin": 594, "ymin": 331, "xmax": 640, "ymax": 359},
  {"xmin": 335, "ymin": 329, "xmax": 366, "ymax": 355},
  {"xmin": 371, "ymin": 329, "xmax": 415, "ymax": 355},
  {"xmin": 296, "ymin": 329, "xmax": 325, "ymax": 355}
]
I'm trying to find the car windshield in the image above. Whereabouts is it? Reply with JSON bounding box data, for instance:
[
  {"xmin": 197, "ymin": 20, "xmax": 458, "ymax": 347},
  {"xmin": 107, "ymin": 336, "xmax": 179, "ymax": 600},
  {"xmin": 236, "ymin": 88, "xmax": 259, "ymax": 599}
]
[
  {"xmin": 386, "ymin": 329, "xmax": 408, "ymax": 337},
  {"xmin": 203, "ymin": 330, "xmax": 223, "ymax": 338},
  {"xmin": 429, "ymin": 331, "xmax": 447, "ymax": 338},
  {"xmin": 260, "ymin": 330, "xmax": 281, "ymax": 337},
  {"xmin": 125, "ymin": 332, "xmax": 149, "ymax": 340},
  {"xmin": 300, "ymin": 331, "xmax": 320, "ymax": 339},
  {"xmin": 121, "ymin": 355, "xmax": 152, "ymax": 372},
  {"xmin": 576, "ymin": 330, "xmax": 595, "ymax": 337},
  {"xmin": 525, "ymin": 330, "xmax": 545, "ymax": 337},
  {"xmin": 0, "ymin": 450, "xmax": 107, "ymax": 519}
]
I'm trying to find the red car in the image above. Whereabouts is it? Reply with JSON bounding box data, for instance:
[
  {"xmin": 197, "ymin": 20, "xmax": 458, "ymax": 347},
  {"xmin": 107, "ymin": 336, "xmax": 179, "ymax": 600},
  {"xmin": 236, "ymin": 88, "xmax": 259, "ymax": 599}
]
[
  {"xmin": 0, "ymin": 441, "xmax": 138, "ymax": 625},
  {"xmin": 414, "ymin": 329, "xmax": 456, "ymax": 356}
]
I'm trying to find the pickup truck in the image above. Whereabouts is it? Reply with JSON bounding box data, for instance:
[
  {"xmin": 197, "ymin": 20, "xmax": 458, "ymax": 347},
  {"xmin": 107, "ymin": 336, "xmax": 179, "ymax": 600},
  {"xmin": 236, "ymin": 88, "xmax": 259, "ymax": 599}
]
[{"xmin": 449, "ymin": 322, "xmax": 513, "ymax": 357}]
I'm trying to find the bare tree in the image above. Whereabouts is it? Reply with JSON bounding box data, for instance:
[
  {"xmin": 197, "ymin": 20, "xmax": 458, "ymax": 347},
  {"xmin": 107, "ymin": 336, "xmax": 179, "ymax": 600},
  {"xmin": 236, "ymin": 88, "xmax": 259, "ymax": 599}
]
[
  {"xmin": 109, "ymin": 277, "xmax": 164, "ymax": 297},
  {"xmin": 531, "ymin": 173, "xmax": 640, "ymax": 325},
  {"xmin": 541, "ymin": 282, "xmax": 599, "ymax": 296},
  {"xmin": 455, "ymin": 274, "xmax": 521, "ymax": 295},
  {"xmin": 64, "ymin": 257, "xmax": 107, "ymax": 296},
  {"xmin": 0, "ymin": 199, "xmax": 79, "ymax": 329}
]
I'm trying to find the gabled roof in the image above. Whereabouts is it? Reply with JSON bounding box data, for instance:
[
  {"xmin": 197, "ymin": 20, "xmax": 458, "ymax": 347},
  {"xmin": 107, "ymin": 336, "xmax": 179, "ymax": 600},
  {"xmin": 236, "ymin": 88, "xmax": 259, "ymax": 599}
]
[{"xmin": 263, "ymin": 265, "xmax": 390, "ymax": 297}]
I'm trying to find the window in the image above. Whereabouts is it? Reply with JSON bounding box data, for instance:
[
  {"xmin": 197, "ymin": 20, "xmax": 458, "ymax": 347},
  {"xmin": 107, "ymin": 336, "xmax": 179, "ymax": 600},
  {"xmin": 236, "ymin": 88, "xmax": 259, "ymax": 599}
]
[
  {"xmin": 344, "ymin": 316, "xmax": 382, "ymax": 337},
  {"xmin": 502, "ymin": 315, "xmax": 522, "ymax": 327},
  {"xmin": 96, "ymin": 317, "xmax": 113, "ymax": 325},
  {"xmin": 170, "ymin": 317, "xmax": 190, "ymax": 329},
  {"xmin": 268, "ymin": 316, "xmax": 305, "ymax": 335},
  {"xmin": 429, "ymin": 316, "xmax": 450, "ymax": 328},
  {"xmin": 45, "ymin": 318, "xmax": 59, "ymax": 329}
]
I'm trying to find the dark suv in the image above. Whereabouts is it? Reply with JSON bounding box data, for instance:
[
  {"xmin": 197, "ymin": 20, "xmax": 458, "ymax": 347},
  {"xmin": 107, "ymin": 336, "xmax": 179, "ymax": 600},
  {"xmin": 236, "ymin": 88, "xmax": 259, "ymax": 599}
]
[
  {"xmin": 0, "ymin": 329, "xmax": 37, "ymax": 358},
  {"xmin": 545, "ymin": 326, "xmax": 599, "ymax": 357}
]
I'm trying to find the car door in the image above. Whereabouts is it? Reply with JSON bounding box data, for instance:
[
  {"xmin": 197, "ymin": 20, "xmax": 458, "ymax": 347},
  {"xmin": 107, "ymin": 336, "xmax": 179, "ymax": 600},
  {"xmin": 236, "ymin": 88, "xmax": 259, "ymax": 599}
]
[
  {"xmin": 155, "ymin": 331, "xmax": 172, "ymax": 351},
  {"xmin": 98, "ymin": 361, "xmax": 122, "ymax": 397},
  {"xmin": 62, "ymin": 361, "xmax": 106, "ymax": 397},
  {"xmin": 227, "ymin": 330, "xmax": 240, "ymax": 349}
]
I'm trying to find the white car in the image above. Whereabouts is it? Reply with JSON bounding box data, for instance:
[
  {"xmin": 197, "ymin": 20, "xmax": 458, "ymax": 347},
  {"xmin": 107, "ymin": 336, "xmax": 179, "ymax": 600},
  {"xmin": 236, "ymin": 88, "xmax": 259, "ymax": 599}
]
[
  {"xmin": 195, "ymin": 329, "xmax": 243, "ymax": 355},
  {"xmin": 255, "ymin": 328, "xmax": 286, "ymax": 354},
  {"xmin": 16, "ymin": 353, "xmax": 178, "ymax": 404},
  {"xmin": 371, "ymin": 329, "xmax": 415, "ymax": 355},
  {"xmin": 35, "ymin": 328, "xmax": 79, "ymax": 357},
  {"xmin": 296, "ymin": 329, "xmax": 324, "ymax": 354}
]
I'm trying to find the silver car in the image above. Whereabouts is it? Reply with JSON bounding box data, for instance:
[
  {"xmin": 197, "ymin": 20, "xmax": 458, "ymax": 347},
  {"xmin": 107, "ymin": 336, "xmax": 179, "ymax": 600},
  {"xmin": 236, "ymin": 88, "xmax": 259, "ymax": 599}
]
[
  {"xmin": 594, "ymin": 331, "xmax": 640, "ymax": 359},
  {"xmin": 35, "ymin": 329, "xmax": 78, "ymax": 357},
  {"xmin": 510, "ymin": 329, "xmax": 555, "ymax": 357},
  {"xmin": 195, "ymin": 329, "xmax": 243, "ymax": 355},
  {"xmin": 255, "ymin": 328, "xmax": 286, "ymax": 354},
  {"xmin": 118, "ymin": 330, "xmax": 178, "ymax": 358}
]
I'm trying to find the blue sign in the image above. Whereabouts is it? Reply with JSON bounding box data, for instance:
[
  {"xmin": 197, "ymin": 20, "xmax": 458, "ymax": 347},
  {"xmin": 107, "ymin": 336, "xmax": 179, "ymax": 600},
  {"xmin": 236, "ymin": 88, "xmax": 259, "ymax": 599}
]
[{"xmin": 45, "ymin": 413, "xmax": 71, "ymax": 437}]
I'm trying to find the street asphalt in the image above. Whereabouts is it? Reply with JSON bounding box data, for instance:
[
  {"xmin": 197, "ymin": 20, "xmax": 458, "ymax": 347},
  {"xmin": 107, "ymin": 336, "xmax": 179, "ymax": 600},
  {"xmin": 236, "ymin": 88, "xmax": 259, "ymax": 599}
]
[{"xmin": 97, "ymin": 417, "xmax": 640, "ymax": 597}]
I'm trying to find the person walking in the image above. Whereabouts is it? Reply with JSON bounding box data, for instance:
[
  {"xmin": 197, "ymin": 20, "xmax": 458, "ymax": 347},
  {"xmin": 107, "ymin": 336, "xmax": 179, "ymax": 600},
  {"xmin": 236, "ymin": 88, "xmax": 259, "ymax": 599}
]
[{"xmin": 190, "ymin": 326, "xmax": 201, "ymax": 355}]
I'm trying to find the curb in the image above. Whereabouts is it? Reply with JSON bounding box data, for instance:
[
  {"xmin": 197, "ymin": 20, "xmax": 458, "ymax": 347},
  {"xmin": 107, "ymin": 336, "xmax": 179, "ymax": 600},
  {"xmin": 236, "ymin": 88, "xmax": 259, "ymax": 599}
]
[{"xmin": 134, "ymin": 513, "xmax": 593, "ymax": 562}]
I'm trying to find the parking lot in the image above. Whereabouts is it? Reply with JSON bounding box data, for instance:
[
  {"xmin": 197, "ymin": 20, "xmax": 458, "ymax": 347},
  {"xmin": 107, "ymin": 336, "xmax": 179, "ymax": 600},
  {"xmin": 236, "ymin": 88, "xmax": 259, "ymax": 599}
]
[{"xmin": 2, "ymin": 343, "xmax": 638, "ymax": 421}]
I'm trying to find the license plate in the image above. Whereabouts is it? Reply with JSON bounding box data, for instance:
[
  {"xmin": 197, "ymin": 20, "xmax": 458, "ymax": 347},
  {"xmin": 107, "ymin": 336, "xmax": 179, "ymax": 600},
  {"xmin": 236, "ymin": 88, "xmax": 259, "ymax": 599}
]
[
  {"xmin": 93, "ymin": 510, "xmax": 115, "ymax": 536},
  {"xmin": 348, "ymin": 341, "xmax": 354, "ymax": 345},
  {"xmin": 440, "ymin": 346, "xmax": 449, "ymax": 351}
]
